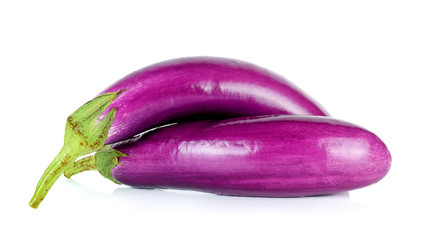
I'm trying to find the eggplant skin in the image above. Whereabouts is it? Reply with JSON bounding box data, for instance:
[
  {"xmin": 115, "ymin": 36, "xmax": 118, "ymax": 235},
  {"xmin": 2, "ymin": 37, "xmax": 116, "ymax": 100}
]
[
  {"xmin": 100, "ymin": 57, "xmax": 328, "ymax": 144},
  {"xmin": 110, "ymin": 116, "xmax": 391, "ymax": 197}
]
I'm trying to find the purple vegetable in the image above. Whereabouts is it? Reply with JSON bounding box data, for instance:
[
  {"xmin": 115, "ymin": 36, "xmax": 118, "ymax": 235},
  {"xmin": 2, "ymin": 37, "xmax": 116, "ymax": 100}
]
[
  {"xmin": 100, "ymin": 56, "xmax": 328, "ymax": 144},
  {"xmin": 29, "ymin": 57, "xmax": 328, "ymax": 208},
  {"xmin": 69, "ymin": 115, "xmax": 391, "ymax": 197}
]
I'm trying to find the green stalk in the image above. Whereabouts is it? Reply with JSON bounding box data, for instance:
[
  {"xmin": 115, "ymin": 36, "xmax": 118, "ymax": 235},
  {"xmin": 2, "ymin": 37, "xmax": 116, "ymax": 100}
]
[
  {"xmin": 63, "ymin": 145, "xmax": 127, "ymax": 184},
  {"xmin": 63, "ymin": 154, "xmax": 97, "ymax": 178},
  {"xmin": 29, "ymin": 90, "xmax": 123, "ymax": 209}
]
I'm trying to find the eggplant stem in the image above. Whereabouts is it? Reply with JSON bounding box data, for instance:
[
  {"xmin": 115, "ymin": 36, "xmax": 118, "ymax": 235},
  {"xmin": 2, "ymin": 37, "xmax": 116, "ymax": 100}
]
[
  {"xmin": 64, "ymin": 154, "xmax": 97, "ymax": 178},
  {"xmin": 29, "ymin": 146, "xmax": 79, "ymax": 208},
  {"xmin": 29, "ymin": 90, "xmax": 123, "ymax": 209},
  {"xmin": 65, "ymin": 145, "xmax": 127, "ymax": 184}
]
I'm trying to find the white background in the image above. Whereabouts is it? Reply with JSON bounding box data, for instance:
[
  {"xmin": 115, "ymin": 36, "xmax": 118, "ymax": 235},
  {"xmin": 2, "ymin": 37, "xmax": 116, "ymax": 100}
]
[{"xmin": 1, "ymin": 1, "xmax": 428, "ymax": 239}]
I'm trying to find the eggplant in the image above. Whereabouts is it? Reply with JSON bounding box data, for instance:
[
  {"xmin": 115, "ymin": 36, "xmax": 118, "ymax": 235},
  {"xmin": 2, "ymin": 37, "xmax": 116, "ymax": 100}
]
[
  {"xmin": 100, "ymin": 56, "xmax": 328, "ymax": 145},
  {"xmin": 66, "ymin": 116, "xmax": 391, "ymax": 197},
  {"xmin": 29, "ymin": 57, "xmax": 328, "ymax": 208}
]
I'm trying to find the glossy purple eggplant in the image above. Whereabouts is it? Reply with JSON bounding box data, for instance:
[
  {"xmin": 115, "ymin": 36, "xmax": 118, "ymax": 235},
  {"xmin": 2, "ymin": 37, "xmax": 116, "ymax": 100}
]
[
  {"xmin": 99, "ymin": 57, "xmax": 328, "ymax": 144},
  {"xmin": 91, "ymin": 115, "xmax": 391, "ymax": 197},
  {"xmin": 29, "ymin": 57, "xmax": 329, "ymax": 208}
]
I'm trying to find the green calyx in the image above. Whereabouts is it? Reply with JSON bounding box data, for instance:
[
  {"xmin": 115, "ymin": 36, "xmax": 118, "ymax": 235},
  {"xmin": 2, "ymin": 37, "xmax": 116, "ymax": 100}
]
[
  {"xmin": 95, "ymin": 145, "xmax": 127, "ymax": 184},
  {"xmin": 63, "ymin": 145, "xmax": 127, "ymax": 184},
  {"xmin": 29, "ymin": 90, "xmax": 123, "ymax": 209}
]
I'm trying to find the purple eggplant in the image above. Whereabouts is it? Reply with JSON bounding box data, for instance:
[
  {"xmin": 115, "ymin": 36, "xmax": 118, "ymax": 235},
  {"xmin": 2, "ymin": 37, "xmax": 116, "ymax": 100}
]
[
  {"xmin": 68, "ymin": 115, "xmax": 391, "ymax": 197},
  {"xmin": 99, "ymin": 56, "xmax": 328, "ymax": 145},
  {"xmin": 29, "ymin": 57, "xmax": 328, "ymax": 208}
]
